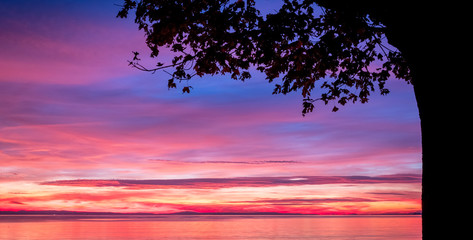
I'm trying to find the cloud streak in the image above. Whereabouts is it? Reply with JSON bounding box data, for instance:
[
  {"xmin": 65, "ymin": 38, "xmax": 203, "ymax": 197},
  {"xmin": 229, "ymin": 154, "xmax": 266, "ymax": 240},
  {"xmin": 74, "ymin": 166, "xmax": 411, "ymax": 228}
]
[
  {"xmin": 41, "ymin": 174, "xmax": 421, "ymax": 189},
  {"xmin": 148, "ymin": 159, "xmax": 300, "ymax": 165},
  {"xmin": 235, "ymin": 197, "xmax": 378, "ymax": 205}
]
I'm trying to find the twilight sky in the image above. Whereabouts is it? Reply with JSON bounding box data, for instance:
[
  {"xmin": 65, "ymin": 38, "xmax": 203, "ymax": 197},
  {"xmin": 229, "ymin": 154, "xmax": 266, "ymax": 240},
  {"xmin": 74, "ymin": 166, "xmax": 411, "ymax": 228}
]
[{"xmin": 0, "ymin": 0, "xmax": 421, "ymax": 215}]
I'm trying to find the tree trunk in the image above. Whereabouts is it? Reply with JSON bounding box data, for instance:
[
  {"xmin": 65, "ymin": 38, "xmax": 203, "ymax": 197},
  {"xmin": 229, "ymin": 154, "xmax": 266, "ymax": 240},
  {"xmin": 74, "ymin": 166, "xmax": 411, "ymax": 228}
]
[
  {"xmin": 383, "ymin": 16, "xmax": 436, "ymax": 240},
  {"xmin": 410, "ymin": 53, "xmax": 440, "ymax": 240},
  {"xmin": 313, "ymin": 2, "xmax": 466, "ymax": 239},
  {"xmin": 384, "ymin": 7, "xmax": 462, "ymax": 239},
  {"xmin": 407, "ymin": 41, "xmax": 462, "ymax": 240}
]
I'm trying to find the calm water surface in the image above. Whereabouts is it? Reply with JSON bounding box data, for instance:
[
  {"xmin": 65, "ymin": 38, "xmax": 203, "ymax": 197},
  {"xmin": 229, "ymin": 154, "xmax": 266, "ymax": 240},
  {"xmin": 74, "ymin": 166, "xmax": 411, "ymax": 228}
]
[{"xmin": 0, "ymin": 215, "xmax": 421, "ymax": 240}]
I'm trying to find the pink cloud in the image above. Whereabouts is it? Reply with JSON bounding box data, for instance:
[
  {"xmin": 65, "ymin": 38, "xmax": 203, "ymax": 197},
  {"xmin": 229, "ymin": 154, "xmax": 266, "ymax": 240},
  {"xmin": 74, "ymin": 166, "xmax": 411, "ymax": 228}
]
[
  {"xmin": 40, "ymin": 174, "xmax": 421, "ymax": 190},
  {"xmin": 0, "ymin": 82, "xmax": 420, "ymax": 181}
]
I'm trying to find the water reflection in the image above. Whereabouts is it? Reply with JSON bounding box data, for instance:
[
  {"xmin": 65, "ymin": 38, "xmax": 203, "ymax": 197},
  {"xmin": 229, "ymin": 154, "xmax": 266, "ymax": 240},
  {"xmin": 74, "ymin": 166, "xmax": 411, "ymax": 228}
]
[{"xmin": 0, "ymin": 215, "xmax": 421, "ymax": 240}]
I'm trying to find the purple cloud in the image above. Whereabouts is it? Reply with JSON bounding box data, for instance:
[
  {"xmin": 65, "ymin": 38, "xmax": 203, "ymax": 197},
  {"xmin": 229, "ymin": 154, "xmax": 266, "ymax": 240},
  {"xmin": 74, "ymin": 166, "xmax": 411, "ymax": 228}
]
[
  {"xmin": 235, "ymin": 197, "xmax": 378, "ymax": 205},
  {"xmin": 41, "ymin": 174, "xmax": 421, "ymax": 189}
]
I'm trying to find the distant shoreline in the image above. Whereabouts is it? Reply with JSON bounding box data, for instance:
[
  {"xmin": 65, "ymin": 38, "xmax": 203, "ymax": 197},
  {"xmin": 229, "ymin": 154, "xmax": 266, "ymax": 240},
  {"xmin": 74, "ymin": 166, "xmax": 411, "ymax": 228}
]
[{"xmin": 0, "ymin": 210, "xmax": 421, "ymax": 216}]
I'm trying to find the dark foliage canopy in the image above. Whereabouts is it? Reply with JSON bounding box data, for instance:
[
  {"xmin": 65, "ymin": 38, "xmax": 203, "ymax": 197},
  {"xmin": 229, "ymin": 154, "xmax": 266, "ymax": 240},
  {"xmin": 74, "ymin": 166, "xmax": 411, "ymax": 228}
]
[{"xmin": 117, "ymin": 0, "xmax": 411, "ymax": 114}]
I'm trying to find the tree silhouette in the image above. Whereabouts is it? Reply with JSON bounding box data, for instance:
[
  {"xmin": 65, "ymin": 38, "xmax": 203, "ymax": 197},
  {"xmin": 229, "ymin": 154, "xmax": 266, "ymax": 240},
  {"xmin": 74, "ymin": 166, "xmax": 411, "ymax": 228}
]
[
  {"xmin": 117, "ymin": 1, "xmax": 458, "ymax": 239},
  {"xmin": 117, "ymin": 0, "xmax": 411, "ymax": 115}
]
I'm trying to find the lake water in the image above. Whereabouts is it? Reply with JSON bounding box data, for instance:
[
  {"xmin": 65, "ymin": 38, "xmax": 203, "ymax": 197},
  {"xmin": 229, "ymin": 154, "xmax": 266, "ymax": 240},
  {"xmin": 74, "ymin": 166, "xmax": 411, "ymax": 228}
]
[{"xmin": 0, "ymin": 215, "xmax": 421, "ymax": 240}]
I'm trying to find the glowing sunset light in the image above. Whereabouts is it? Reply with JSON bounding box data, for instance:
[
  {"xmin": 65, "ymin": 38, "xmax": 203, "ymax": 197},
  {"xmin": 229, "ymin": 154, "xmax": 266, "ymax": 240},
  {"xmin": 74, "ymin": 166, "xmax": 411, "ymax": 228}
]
[{"xmin": 0, "ymin": 0, "xmax": 421, "ymax": 215}]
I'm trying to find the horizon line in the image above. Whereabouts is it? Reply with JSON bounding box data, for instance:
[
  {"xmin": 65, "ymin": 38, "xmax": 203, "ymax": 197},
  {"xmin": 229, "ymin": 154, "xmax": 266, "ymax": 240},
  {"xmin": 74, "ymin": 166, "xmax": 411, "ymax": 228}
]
[{"xmin": 0, "ymin": 210, "xmax": 422, "ymax": 216}]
